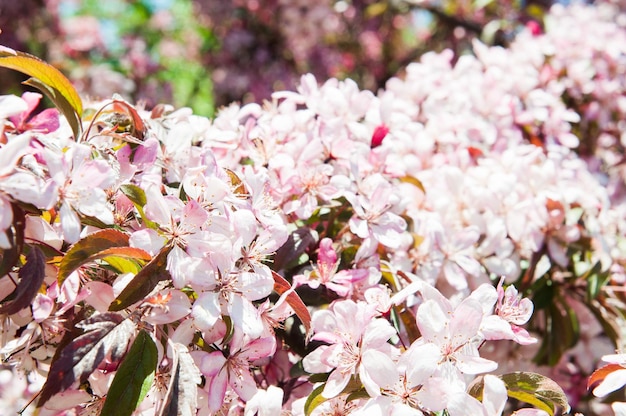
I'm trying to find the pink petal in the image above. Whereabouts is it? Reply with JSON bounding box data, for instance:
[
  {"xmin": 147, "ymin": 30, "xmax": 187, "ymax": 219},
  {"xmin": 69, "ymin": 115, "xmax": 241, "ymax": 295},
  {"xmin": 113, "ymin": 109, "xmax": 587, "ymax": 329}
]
[
  {"xmin": 197, "ymin": 351, "xmax": 227, "ymax": 377},
  {"xmin": 208, "ymin": 367, "xmax": 229, "ymax": 411},
  {"xmin": 192, "ymin": 292, "xmax": 221, "ymax": 332},
  {"xmin": 230, "ymin": 294, "xmax": 263, "ymax": 338},
  {"xmin": 240, "ymin": 336, "xmax": 276, "ymax": 361},
  {"xmin": 482, "ymin": 375, "xmax": 507, "ymax": 416},
  {"xmin": 455, "ymin": 352, "xmax": 498, "ymax": 375},
  {"xmin": 360, "ymin": 349, "xmax": 397, "ymax": 397},
  {"xmin": 417, "ymin": 300, "xmax": 448, "ymax": 345},
  {"xmin": 318, "ymin": 238, "xmax": 338, "ymax": 269},
  {"xmin": 229, "ymin": 364, "xmax": 258, "ymax": 401},
  {"xmin": 26, "ymin": 108, "xmax": 60, "ymax": 132},
  {"xmin": 0, "ymin": 134, "xmax": 31, "ymax": 177},
  {"xmin": 449, "ymin": 299, "xmax": 483, "ymax": 348},
  {"xmin": 323, "ymin": 368, "xmax": 351, "ymax": 399},
  {"xmin": 32, "ymin": 293, "xmax": 54, "ymax": 322},
  {"xmin": 60, "ymin": 201, "xmax": 81, "ymax": 243}
]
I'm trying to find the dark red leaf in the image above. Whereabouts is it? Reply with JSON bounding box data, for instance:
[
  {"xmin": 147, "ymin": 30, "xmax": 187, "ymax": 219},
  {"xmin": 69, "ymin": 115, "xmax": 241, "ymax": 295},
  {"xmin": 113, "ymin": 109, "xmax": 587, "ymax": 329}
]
[
  {"xmin": 0, "ymin": 245, "xmax": 46, "ymax": 315},
  {"xmin": 158, "ymin": 343, "xmax": 201, "ymax": 416},
  {"xmin": 0, "ymin": 203, "xmax": 26, "ymax": 278},
  {"xmin": 37, "ymin": 313, "xmax": 135, "ymax": 407},
  {"xmin": 111, "ymin": 99, "xmax": 146, "ymax": 140},
  {"xmin": 109, "ymin": 245, "xmax": 173, "ymax": 311}
]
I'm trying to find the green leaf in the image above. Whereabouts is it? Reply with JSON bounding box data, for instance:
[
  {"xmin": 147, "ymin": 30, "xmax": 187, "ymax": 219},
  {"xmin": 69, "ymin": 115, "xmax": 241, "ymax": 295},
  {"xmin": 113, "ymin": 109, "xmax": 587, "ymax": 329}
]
[
  {"xmin": 120, "ymin": 184, "xmax": 157, "ymax": 229},
  {"xmin": 0, "ymin": 47, "xmax": 83, "ymax": 138},
  {"xmin": 101, "ymin": 330, "xmax": 158, "ymax": 416},
  {"xmin": 109, "ymin": 245, "xmax": 173, "ymax": 311},
  {"xmin": 58, "ymin": 229, "xmax": 131, "ymax": 285},
  {"xmin": 501, "ymin": 372, "xmax": 571, "ymax": 415},
  {"xmin": 304, "ymin": 384, "xmax": 327, "ymax": 416},
  {"xmin": 534, "ymin": 297, "xmax": 579, "ymax": 366},
  {"xmin": 120, "ymin": 184, "xmax": 147, "ymax": 207},
  {"xmin": 103, "ymin": 255, "xmax": 143, "ymax": 275}
]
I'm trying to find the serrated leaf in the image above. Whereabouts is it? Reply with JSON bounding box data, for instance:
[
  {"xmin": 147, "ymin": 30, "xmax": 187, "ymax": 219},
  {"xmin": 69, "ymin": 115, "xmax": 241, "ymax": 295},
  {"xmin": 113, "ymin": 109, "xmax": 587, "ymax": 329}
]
[
  {"xmin": 158, "ymin": 343, "xmax": 201, "ymax": 416},
  {"xmin": 101, "ymin": 330, "xmax": 158, "ymax": 416},
  {"xmin": 304, "ymin": 384, "xmax": 327, "ymax": 416},
  {"xmin": 58, "ymin": 229, "xmax": 131, "ymax": 285},
  {"xmin": 221, "ymin": 315, "xmax": 235, "ymax": 346},
  {"xmin": 37, "ymin": 313, "xmax": 135, "ymax": 407},
  {"xmin": 0, "ymin": 245, "xmax": 45, "ymax": 315},
  {"xmin": 109, "ymin": 245, "xmax": 173, "ymax": 311},
  {"xmin": 583, "ymin": 260, "xmax": 610, "ymax": 302},
  {"xmin": 272, "ymin": 271, "xmax": 311, "ymax": 335},
  {"xmin": 0, "ymin": 48, "xmax": 83, "ymax": 138},
  {"xmin": 500, "ymin": 372, "xmax": 570, "ymax": 415}
]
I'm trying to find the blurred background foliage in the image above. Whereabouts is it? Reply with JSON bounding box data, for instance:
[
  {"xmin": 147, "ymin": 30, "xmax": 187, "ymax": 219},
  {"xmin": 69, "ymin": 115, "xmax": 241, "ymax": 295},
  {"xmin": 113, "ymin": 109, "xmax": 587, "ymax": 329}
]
[{"xmin": 0, "ymin": 0, "xmax": 555, "ymax": 116}]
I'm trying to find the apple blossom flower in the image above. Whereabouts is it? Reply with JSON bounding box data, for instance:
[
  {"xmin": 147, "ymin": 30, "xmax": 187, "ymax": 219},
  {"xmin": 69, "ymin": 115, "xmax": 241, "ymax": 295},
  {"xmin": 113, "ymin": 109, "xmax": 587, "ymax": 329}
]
[
  {"xmin": 303, "ymin": 299, "xmax": 398, "ymax": 399},
  {"xmin": 293, "ymin": 237, "xmax": 368, "ymax": 297},
  {"xmin": 416, "ymin": 290, "xmax": 498, "ymax": 377},
  {"xmin": 193, "ymin": 332, "xmax": 276, "ymax": 412},
  {"xmin": 44, "ymin": 142, "xmax": 117, "ymax": 243}
]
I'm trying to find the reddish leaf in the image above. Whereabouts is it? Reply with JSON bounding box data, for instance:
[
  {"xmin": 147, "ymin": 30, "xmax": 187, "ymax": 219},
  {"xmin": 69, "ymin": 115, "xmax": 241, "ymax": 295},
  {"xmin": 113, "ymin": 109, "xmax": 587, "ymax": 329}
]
[
  {"xmin": 58, "ymin": 229, "xmax": 130, "ymax": 285},
  {"xmin": 36, "ymin": 313, "xmax": 135, "ymax": 407},
  {"xmin": 158, "ymin": 343, "xmax": 201, "ymax": 416},
  {"xmin": 587, "ymin": 363, "xmax": 625, "ymax": 391},
  {"xmin": 109, "ymin": 99, "xmax": 146, "ymax": 140},
  {"xmin": 272, "ymin": 271, "xmax": 311, "ymax": 335},
  {"xmin": 0, "ymin": 245, "xmax": 45, "ymax": 315},
  {"xmin": 109, "ymin": 245, "xmax": 173, "ymax": 311},
  {"xmin": 0, "ymin": 203, "xmax": 26, "ymax": 278},
  {"xmin": 273, "ymin": 228, "xmax": 317, "ymax": 271},
  {"xmin": 224, "ymin": 168, "xmax": 248, "ymax": 197}
]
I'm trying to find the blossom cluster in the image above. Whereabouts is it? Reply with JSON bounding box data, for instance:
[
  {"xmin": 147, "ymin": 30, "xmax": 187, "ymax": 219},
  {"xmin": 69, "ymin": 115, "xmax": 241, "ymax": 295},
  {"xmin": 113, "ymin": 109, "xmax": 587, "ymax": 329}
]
[{"xmin": 1, "ymin": 1, "xmax": 626, "ymax": 416}]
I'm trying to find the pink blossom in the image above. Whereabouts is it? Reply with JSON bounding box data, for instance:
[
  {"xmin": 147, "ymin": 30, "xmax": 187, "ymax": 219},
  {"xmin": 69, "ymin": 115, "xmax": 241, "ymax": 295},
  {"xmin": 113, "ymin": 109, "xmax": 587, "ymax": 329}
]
[
  {"xmin": 416, "ymin": 293, "xmax": 498, "ymax": 376},
  {"xmin": 303, "ymin": 300, "xmax": 398, "ymax": 398},
  {"xmin": 193, "ymin": 332, "xmax": 276, "ymax": 412},
  {"xmin": 9, "ymin": 92, "xmax": 59, "ymax": 133},
  {"xmin": 293, "ymin": 238, "xmax": 367, "ymax": 297}
]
